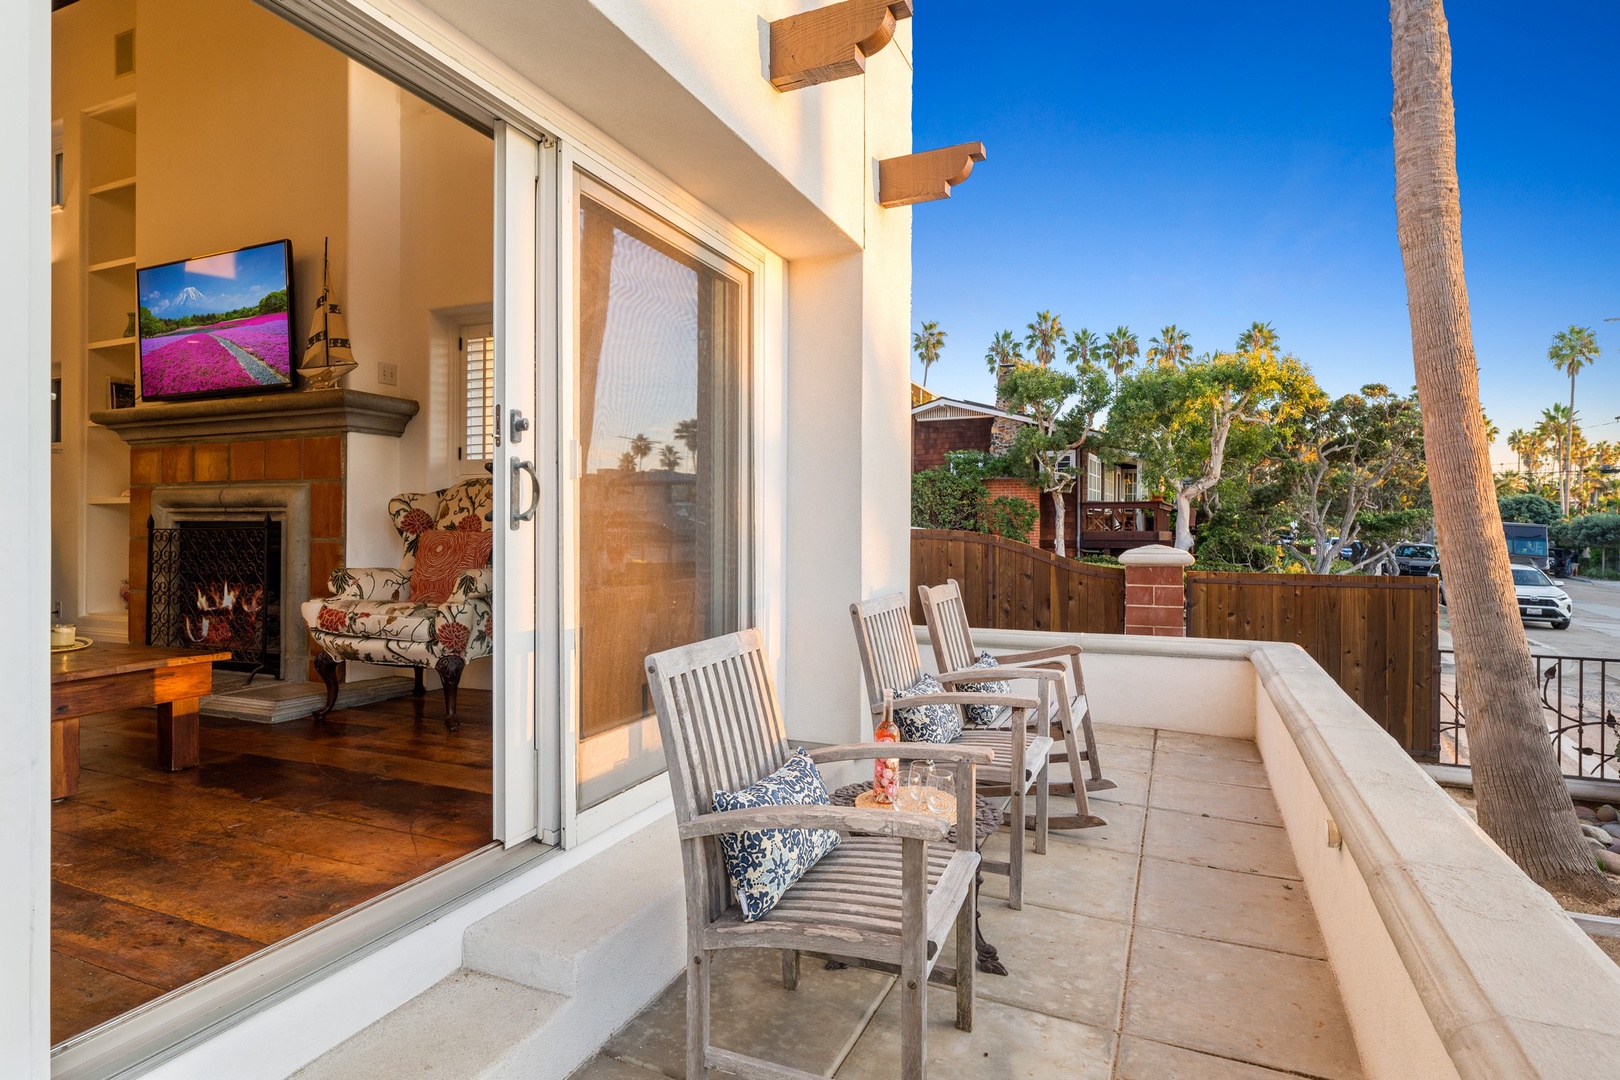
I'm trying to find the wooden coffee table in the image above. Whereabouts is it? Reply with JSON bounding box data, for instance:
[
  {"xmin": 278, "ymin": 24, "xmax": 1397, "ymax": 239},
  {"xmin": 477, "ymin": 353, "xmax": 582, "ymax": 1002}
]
[{"xmin": 51, "ymin": 643, "xmax": 231, "ymax": 800}]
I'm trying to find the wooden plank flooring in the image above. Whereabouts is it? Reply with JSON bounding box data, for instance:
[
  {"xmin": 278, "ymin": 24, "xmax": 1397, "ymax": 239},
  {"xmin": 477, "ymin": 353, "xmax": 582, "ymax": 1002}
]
[{"xmin": 51, "ymin": 688, "xmax": 494, "ymax": 1045}]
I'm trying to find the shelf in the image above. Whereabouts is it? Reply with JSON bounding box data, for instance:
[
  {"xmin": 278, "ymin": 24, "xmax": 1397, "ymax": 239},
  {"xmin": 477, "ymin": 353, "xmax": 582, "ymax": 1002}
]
[
  {"xmin": 88, "ymin": 336, "xmax": 137, "ymax": 351},
  {"xmin": 87, "ymin": 175, "xmax": 136, "ymax": 197},
  {"xmin": 88, "ymin": 256, "xmax": 137, "ymax": 274},
  {"xmin": 87, "ymin": 496, "xmax": 130, "ymax": 506}
]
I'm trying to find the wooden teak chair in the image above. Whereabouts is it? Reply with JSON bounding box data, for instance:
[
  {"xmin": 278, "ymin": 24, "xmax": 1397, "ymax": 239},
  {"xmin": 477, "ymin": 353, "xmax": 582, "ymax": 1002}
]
[
  {"xmin": 918, "ymin": 578, "xmax": 1113, "ymax": 832},
  {"xmin": 646, "ymin": 629, "xmax": 992, "ymax": 1080},
  {"xmin": 850, "ymin": 592, "xmax": 1054, "ymax": 909}
]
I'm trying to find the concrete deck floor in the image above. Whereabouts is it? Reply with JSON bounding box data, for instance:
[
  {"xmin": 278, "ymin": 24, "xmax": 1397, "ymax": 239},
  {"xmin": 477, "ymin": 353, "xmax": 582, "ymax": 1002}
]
[{"xmin": 569, "ymin": 726, "xmax": 1364, "ymax": 1080}]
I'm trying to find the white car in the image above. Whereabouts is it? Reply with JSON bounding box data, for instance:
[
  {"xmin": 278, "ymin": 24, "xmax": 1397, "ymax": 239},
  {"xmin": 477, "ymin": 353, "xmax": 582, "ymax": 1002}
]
[{"xmin": 1512, "ymin": 566, "xmax": 1572, "ymax": 629}]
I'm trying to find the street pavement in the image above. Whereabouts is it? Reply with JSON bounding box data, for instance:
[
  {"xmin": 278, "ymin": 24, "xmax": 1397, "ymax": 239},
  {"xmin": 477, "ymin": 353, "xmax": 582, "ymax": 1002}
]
[{"xmin": 1439, "ymin": 576, "xmax": 1620, "ymax": 659}]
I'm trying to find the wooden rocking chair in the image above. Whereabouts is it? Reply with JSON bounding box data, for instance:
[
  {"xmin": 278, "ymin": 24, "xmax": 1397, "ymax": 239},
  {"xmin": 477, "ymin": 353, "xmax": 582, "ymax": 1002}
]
[
  {"xmin": 646, "ymin": 629, "xmax": 994, "ymax": 1080},
  {"xmin": 918, "ymin": 578, "xmax": 1114, "ymax": 832},
  {"xmin": 850, "ymin": 592, "xmax": 1053, "ymax": 909}
]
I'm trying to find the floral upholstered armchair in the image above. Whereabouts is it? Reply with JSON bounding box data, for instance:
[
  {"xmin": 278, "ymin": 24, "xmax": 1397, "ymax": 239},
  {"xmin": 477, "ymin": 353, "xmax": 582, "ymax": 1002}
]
[{"xmin": 301, "ymin": 477, "xmax": 493, "ymax": 729}]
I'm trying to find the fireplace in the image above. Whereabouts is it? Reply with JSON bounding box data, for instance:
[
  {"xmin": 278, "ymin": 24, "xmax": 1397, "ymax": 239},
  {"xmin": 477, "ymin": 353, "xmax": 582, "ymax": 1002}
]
[{"xmin": 147, "ymin": 517, "xmax": 283, "ymax": 679}]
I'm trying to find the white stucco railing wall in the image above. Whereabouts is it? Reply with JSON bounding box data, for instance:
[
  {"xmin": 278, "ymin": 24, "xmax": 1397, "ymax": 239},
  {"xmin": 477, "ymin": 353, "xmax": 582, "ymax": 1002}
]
[{"xmin": 942, "ymin": 627, "xmax": 1620, "ymax": 1080}]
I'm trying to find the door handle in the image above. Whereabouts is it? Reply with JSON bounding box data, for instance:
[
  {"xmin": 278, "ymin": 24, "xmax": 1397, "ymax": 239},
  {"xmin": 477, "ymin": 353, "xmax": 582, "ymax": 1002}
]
[{"xmin": 510, "ymin": 457, "xmax": 540, "ymax": 530}]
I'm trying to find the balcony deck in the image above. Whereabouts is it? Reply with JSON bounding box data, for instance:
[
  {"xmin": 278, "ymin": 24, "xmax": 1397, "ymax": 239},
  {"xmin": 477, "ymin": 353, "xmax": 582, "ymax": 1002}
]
[
  {"xmin": 568, "ymin": 725, "xmax": 1363, "ymax": 1080},
  {"xmin": 1077, "ymin": 500, "xmax": 1175, "ymax": 554}
]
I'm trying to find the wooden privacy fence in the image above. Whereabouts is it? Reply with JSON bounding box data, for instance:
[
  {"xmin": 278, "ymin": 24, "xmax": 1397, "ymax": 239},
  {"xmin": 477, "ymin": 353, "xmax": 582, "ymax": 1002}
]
[
  {"xmin": 1186, "ymin": 571, "xmax": 1442, "ymax": 758},
  {"xmin": 909, "ymin": 529, "xmax": 1125, "ymax": 634}
]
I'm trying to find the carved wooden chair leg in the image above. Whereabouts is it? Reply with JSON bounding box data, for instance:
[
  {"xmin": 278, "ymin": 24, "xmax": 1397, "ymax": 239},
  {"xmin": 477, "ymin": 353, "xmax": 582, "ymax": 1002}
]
[
  {"xmin": 435, "ymin": 655, "xmax": 465, "ymax": 731},
  {"xmin": 412, "ymin": 667, "xmax": 426, "ymax": 697},
  {"xmin": 312, "ymin": 653, "xmax": 341, "ymax": 720}
]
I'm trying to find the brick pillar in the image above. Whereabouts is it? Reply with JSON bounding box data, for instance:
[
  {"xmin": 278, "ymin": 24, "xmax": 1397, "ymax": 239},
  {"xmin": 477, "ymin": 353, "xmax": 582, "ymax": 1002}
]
[
  {"xmin": 983, "ymin": 477, "xmax": 1041, "ymax": 546},
  {"xmin": 1120, "ymin": 543, "xmax": 1193, "ymax": 636}
]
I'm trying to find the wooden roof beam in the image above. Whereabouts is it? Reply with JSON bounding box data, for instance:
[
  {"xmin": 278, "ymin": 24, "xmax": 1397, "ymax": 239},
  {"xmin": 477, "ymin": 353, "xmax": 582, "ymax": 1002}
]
[
  {"xmin": 769, "ymin": 0, "xmax": 914, "ymax": 92},
  {"xmin": 878, "ymin": 142, "xmax": 987, "ymax": 208}
]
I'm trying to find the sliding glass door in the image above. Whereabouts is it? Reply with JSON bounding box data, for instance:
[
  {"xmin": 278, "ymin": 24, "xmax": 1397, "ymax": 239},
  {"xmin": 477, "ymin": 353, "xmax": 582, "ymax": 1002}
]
[{"xmin": 566, "ymin": 173, "xmax": 752, "ymax": 824}]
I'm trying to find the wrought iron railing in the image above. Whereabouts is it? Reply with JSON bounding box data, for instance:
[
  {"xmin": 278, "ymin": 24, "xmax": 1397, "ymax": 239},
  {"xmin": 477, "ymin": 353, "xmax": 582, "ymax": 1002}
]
[{"xmin": 1439, "ymin": 649, "xmax": 1620, "ymax": 782}]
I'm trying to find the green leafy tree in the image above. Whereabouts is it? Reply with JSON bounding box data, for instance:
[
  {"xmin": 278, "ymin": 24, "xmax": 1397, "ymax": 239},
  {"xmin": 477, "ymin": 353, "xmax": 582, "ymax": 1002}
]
[
  {"xmin": 1280, "ymin": 384, "xmax": 1425, "ymax": 573},
  {"xmin": 1235, "ymin": 321, "xmax": 1279, "ymax": 359},
  {"xmin": 1549, "ymin": 325, "xmax": 1601, "ymax": 515},
  {"xmin": 257, "ymin": 289, "xmax": 288, "ymax": 315},
  {"xmin": 912, "ymin": 320, "xmax": 946, "ymax": 387},
  {"xmin": 1000, "ymin": 358, "xmax": 1113, "ymax": 557},
  {"xmin": 1498, "ymin": 493, "xmax": 1559, "ymax": 526},
  {"xmin": 1109, "ymin": 347, "xmax": 1320, "ymax": 550}
]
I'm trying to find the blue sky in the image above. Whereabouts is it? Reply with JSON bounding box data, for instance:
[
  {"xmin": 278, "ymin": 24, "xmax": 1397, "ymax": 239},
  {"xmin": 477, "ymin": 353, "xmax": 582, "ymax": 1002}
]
[
  {"xmin": 139, "ymin": 241, "xmax": 288, "ymax": 319},
  {"xmin": 911, "ymin": 2, "xmax": 1620, "ymax": 468}
]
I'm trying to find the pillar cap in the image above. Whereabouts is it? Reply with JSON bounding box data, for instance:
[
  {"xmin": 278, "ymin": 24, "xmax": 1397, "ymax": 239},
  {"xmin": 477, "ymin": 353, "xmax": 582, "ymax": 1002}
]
[{"xmin": 1119, "ymin": 544, "xmax": 1195, "ymax": 568}]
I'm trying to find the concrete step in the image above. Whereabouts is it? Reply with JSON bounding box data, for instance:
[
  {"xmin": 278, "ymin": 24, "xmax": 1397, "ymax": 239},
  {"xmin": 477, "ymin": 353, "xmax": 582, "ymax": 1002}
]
[
  {"xmin": 290, "ymin": 815, "xmax": 687, "ymax": 1080},
  {"xmin": 289, "ymin": 971, "xmax": 566, "ymax": 1080}
]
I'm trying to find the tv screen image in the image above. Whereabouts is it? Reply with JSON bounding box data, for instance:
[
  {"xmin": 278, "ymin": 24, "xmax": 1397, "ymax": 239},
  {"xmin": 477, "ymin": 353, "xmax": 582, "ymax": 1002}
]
[{"xmin": 137, "ymin": 240, "xmax": 294, "ymax": 401}]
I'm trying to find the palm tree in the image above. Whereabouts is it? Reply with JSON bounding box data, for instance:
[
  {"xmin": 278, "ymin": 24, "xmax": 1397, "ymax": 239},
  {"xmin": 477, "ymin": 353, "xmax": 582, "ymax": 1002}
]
[
  {"xmin": 1480, "ymin": 409, "xmax": 1498, "ymax": 446},
  {"xmin": 1100, "ymin": 325, "xmax": 1139, "ymax": 385},
  {"xmin": 1540, "ymin": 404, "xmax": 1574, "ymax": 506},
  {"xmin": 674, "ymin": 417, "xmax": 698, "ymax": 458},
  {"xmin": 1549, "ymin": 325, "xmax": 1601, "ymax": 515},
  {"xmin": 629, "ymin": 433, "xmax": 654, "ymax": 471},
  {"xmin": 659, "ymin": 443, "xmax": 682, "ymax": 471},
  {"xmin": 1506, "ymin": 428, "xmax": 1529, "ymax": 479},
  {"xmin": 985, "ymin": 330, "xmax": 1023, "ymax": 382},
  {"xmin": 1065, "ymin": 327, "xmax": 1101, "ymax": 368},
  {"xmin": 1024, "ymin": 311, "xmax": 1066, "ymax": 367},
  {"xmin": 1146, "ymin": 324, "xmax": 1192, "ymax": 369},
  {"xmin": 912, "ymin": 320, "xmax": 947, "ymax": 387},
  {"xmin": 1391, "ymin": 0, "xmax": 1607, "ymax": 895},
  {"xmin": 1235, "ymin": 321, "xmax": 1279, "ymax": 359}
]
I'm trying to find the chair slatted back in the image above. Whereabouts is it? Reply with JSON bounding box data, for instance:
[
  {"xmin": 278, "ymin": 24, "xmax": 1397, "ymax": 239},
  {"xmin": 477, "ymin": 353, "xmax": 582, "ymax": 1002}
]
[
  {"xmin": 645, "ymin": 629, "xmax": 792, "ymax": 925},
  {"xmin": 850, "ymin": 592, "xmax": 928, "ymax": 710},
  {"xmin": 918, "ymin": 579, "xmax": 978, "ymax": 673}
]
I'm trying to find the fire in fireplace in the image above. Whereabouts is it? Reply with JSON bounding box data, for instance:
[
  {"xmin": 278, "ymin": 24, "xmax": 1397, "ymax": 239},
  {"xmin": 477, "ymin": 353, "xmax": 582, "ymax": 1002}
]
[{"xmin": 147, "ymin": 516, "xmax": 283, "ymax": 679}]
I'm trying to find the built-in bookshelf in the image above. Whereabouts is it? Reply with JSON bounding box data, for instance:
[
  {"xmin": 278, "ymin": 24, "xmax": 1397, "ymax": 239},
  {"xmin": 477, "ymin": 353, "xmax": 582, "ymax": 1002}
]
[{"xmin": 80, "ymin": 94, "xmax": 136, "ymax": 639}]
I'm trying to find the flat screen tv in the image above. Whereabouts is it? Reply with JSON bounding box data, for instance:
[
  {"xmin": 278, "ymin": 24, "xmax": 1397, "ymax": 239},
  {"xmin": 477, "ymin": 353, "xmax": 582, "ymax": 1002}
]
[{"xmin": 137, "ymin": 239, "xmax": 295, "ymax": 401}]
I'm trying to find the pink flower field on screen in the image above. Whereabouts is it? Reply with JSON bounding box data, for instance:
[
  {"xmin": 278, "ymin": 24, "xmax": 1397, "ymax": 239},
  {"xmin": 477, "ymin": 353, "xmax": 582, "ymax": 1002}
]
[
  {"xmin": 212, "ymin": 314, "xmax": 292, "ymax": 376},
  {"xmin": 141, "ymin": 333, "xmax": 255, "ymax": 397}
]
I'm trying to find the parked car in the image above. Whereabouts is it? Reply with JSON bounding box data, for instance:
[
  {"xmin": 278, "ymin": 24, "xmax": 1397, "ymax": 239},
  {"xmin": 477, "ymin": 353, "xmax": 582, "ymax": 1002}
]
[
  {"xmin": 1393, "ymin": 542, "xmax": 1438, "ymax": 576},
  {"xmin": 1512, "ymin": 566, "xmax": 1572, "ymax": 629}
]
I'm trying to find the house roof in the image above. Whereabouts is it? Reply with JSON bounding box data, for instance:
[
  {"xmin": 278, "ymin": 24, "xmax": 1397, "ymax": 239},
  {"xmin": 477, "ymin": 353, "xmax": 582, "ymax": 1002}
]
[{"xmin": 910, "ymin": 396, "xmax": 1033, "ymax": 424}]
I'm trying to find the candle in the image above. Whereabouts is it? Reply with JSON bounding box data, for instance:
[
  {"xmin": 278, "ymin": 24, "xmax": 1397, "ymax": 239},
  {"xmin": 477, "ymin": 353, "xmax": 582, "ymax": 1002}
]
[{"xmin": 52, "ymin": 624, "xmax": 76, "ymax": 648}]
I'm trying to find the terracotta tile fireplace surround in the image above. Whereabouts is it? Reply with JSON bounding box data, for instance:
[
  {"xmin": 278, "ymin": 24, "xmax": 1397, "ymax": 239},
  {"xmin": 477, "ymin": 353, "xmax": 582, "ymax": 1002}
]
[{"xmin": 92, "ymin": 389, "xmax": 419, "ymax": 690}]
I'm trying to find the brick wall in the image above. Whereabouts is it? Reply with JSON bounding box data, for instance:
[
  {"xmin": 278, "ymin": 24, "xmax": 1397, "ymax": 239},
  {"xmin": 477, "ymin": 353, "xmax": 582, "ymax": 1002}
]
[
  {"xmin": 1122, "ymin": 558, "xmax": 1190, "ymax": 637},
  {"xmin": 127, "ymin": 434, "xmax": 347, "ymax": 652},
  {"xmin": 983, "ymin": 477, "xmax": 1041, "ymax": 546},
  {"xmin": 912, "ymin": 416, "xmax": 993, "ymax": 472}
]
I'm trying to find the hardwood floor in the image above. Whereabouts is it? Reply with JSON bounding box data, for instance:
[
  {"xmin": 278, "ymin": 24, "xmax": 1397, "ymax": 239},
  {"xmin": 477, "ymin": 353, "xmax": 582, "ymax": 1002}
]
[{"xmin": 51, "ymin": 688, "xmax": 494, "ymax": 1045}]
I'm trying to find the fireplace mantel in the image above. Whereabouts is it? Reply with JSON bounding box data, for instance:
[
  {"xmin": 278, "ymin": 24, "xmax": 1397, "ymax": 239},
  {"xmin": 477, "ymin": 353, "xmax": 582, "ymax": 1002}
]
[{"xmin": 91, "ymin": 388, "xmax": 419, "ymax": 445}]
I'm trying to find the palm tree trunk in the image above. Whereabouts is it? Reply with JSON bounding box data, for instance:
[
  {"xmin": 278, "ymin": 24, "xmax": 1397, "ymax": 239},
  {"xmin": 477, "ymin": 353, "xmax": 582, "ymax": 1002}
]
[
  {"xmin": 1391, "ymin": 0, "xmax": 1609, "ymax": 895},
  {"xmin": 1565, "ymin": 372, "xmax": 1576, "ymax": 516}
]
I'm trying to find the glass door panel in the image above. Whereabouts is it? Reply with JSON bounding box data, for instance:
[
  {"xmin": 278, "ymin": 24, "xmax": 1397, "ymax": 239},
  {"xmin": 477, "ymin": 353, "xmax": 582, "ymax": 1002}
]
[{"xmin": 573, "ymin": 178, "xmax": 749, "ymax": 810}]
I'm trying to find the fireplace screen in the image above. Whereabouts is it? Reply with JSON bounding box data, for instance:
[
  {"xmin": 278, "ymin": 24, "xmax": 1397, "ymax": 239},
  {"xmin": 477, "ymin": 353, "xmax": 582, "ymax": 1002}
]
[{"xmin": 147, "ymin": 516, "xmax": 282, "ymax": 679}]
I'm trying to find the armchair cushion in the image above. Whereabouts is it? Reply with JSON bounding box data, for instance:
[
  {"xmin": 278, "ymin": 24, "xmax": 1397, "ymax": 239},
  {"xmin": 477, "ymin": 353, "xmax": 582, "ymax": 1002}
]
[
  {"xmin": 889, "ymin": 672, "xmax": 963, "ymax": 744},
  {"xmin": 712, "ymin": 749, "xmax": 841, "ymax": 922},
  {"xmin": 313, "ymin": 600, "xmax": 436, "ymax": 643},
  {"xmin": 409, "ymin": 530, "xmax": 494, "ymax": 604},
  {"xmin": 955, "ymin": 652, "xmax": 1012, "ymax": 726}
]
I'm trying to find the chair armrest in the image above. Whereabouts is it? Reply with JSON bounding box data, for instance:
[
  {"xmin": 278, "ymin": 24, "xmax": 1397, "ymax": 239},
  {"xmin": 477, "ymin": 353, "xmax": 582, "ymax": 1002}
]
[
  {"xmin": 993, "ymin": 645, "xmax": 1081, "ymax": 665},
  {"xmin": 809, "ymin": 741, "xmax": 996, "ymax": 766},
  {"xmin": 939, "ymin": 665, "xmax": 1066, "ymax": 685},
  {"xmin": 867, "ymin": 692, "xmax": 1039, "ymax": 715},
  {"xmin": 444, "ymin": 568, "xmax": 492, "ymax": 604},
  {"xmin": 678, "ymin": 804, "xmax": 950, "ymax": 843},
  {"xmin": 329, "ymin": 567, "xmax": 410, "ymax": 600}
]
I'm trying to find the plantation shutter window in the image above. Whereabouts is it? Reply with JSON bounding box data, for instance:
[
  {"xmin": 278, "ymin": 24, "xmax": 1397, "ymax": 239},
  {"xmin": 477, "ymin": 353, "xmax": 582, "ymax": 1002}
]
[
  {"xmin": 1086, "ymin": 453, "xmax": 1102, "ymax": 501},
  {"xmin": 460, "ymin": 324, "xmax": 495, "ymax": 471}
]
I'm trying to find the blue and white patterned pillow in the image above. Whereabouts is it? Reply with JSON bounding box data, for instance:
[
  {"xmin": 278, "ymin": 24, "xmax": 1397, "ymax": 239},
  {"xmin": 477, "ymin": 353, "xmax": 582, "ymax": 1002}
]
[
  {"xmin": 889, "ymin": 672, "xmax": 962, "ymax": 743},
  {"xmin": 712, "ymin": 749, "xmax": 840, "ymax": 922},
  {"xmin": 955, "ymin": 652, "xmax": 1012, "ymax": 726}
]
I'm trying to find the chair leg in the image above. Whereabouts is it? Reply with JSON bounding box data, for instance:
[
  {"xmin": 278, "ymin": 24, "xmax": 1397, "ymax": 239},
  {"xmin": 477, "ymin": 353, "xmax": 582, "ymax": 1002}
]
[
  {"xmin": 412, "ymin": 667, "xmax": 426, "ymax": 697},
  {"xmin": 435, "ymin": 656, "xmax": 465, "ymax": 732},
  {"xmin": 1008, "ymin": 773, "xmax": 1025, "ymax": 911},
  {"xmin": 900, "ymin": 838, "xmax": 928, "ymax": 1080},
  {"xmin": 955, "ymin": 871, "xmax": 976, "ymax": 1032},
  {"xmin": 1034, "ymin": 760, "xmax": 1050, "ymax": 856},
  {"xmin": 1077, "ymin": 704, "xmax": 1116, "ymax": 791},
  {"xmin": 1036, "ymin": 691, "xmax": 1109, "ymax": 830},
  {"xmin": 312, "ymin": 653, "xmax": 341, "ymax": 720},
  {"xmin": 781, "ymin": 949, "xmax": 799, "ymax": 990},
  {"xmin": 688, "ymin": 948, "xmax": 711, "ymax": 1080}
]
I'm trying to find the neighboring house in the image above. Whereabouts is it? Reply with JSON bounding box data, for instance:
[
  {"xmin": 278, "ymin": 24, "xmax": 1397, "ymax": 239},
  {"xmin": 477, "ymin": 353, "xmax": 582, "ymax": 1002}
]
[
  {"xmin": 910, "ymin": 392, "xmax": 1172, "ymax": 555},
  {"xmin": 3, "ymin": 2, "xmax": 958, "ymax": 1077}
]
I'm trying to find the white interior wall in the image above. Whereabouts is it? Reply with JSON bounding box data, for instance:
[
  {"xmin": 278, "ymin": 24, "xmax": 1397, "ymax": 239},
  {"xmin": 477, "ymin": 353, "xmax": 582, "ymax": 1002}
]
[{"xmin": 1, "ymin": 0, "xmax": 53, "ymax": 1069}]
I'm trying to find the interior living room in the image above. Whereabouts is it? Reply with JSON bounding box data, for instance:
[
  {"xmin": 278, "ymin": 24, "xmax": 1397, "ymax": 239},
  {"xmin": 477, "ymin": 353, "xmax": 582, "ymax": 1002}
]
[{"xmin": 49, "ymin": 0, "xmax": 500, "ymax": 1045}]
